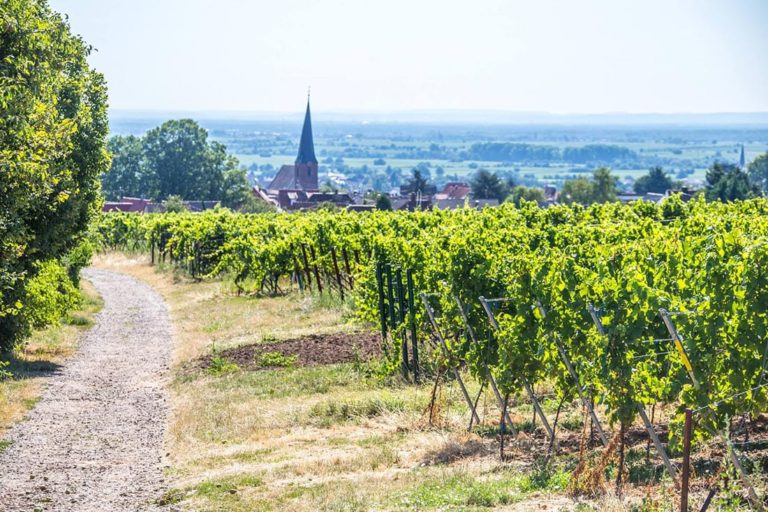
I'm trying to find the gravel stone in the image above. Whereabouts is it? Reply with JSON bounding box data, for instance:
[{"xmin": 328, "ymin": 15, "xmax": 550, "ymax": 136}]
[{"xmin": 0, "ymin": 269, "xmax": 173, "ymax": 511}]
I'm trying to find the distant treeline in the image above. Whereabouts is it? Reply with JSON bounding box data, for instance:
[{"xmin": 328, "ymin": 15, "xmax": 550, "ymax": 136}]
[
  {"xmin": 463, "ymin": 143, "xmax": 637, "ymax": 164},
  {"xmin": 319, "ymin": 141, "xmax": 640, "ymax": 166}
]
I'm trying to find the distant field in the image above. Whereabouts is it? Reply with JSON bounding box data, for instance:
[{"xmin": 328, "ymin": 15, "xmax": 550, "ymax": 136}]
[
  {"xmin": 110, "ymin": 114, "xmax": 768, "ymax": 188},
  {"xmin": 233, "ymin": 152, "xmax": 711, "ymax": 184}
]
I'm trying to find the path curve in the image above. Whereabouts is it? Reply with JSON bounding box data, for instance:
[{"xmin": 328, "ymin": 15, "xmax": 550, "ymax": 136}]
[{"xmin": 0, "ymin": 268, "xmax": 173, "ymax": 511}]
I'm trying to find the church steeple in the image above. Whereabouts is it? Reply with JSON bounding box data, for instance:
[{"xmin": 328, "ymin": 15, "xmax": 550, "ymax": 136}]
[{"xmin": 296, "ymin": 96, "xmax": 317, "ymax": 165}]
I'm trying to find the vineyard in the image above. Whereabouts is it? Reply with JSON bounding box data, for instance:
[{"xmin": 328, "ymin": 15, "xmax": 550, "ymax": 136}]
[{"xmin": 97, "ymin": 197, "xmax": 768, "ymax": 504}]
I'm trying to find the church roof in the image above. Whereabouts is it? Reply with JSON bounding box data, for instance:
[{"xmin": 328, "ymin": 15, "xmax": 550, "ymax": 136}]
[
  {"xmin": 268, "ymin": 164, "xmax": 300, "ymax": 190},
  {"xmin": 296, "ymin": 99, "xmax": 317, "ymax": 165}
]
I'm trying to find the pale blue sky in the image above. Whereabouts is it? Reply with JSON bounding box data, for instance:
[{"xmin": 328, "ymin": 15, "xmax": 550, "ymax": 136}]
[{"xmin": 51, "ymin": 0, "xmax": 768, "ymax": 114}]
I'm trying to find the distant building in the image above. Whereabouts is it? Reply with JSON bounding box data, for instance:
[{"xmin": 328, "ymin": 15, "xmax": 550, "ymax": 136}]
[
  {"xmin": 434, "ymin": 182, "xmax": 471, "ymax": 201},
  {"xmin": 103, "ymin": 197, "xmax": 151, "ymax": 213},
  {"xmin": 267, "ymin": 99, "xmax": 319, "ymax": 192}
]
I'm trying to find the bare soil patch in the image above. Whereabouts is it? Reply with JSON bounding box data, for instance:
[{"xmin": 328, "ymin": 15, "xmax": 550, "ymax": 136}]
[{"xmin": 192, "ymin": 331, "xmax": 381, "ymax": 372}]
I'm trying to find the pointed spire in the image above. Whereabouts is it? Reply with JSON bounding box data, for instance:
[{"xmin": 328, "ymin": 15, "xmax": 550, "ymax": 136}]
[
  {"xmin": 296, "ymin": 95, "xmax": 317, "ymax": 165},
  {"xmin": 739, "ymin": 144, "xmax": 746, "ymax": 169}
]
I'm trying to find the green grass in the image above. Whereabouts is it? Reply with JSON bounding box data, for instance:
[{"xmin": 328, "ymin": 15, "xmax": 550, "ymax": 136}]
[
  {"xmin": 159, "ymin": 473, "xmax": 265, "ymax": 509},
  {"xmin": 200, "ymin": 363, "xmax": 379, "ymax": 399},
  {"xmin": 257, "ymin": 351, "xmax": 297, "ymax": 368},
  {"xmin": 307, "ymin": 393, "xmax": 412, "ymax": 426},
  {"xmin": 393, "ymin": 465, "xmax": 570, "ymax": 510},
  {"xmin": 0, "ymin": 440, "xmax": 12, "ymax": 455}
]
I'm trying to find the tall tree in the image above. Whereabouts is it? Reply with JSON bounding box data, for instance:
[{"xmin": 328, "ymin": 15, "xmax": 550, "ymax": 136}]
[
  {"xmin": 1, "ymin": 0, "xmax": 110, "ymax": 347},
  {"xmin": 470, "ymin": 169, "xmax": 507, "ymax": 201},
  {"xmin": 748, "ymin": 152, "xmax": 768, "ymax": 194},
  {"xmin": 633, "ymin": 166, "xmax": 676, "ymax": 194},
  {"xmin": 591, "ymin": 167, "xmax": 618, "ymax": 203},
  {"xmin": 103, "ymin": 135, "xmax": 144, "ymax": 200},
  {"xmin": 406, "ymin": 169, "xmax": 429, "ymax": 194},
  {"xmin": 560, "ymin": 177, "xmax": 594, "ymax": 205},
  {"xmin": 142, "ymin": 119, "xmax": 214, "ymax": 200},
  {"xmin": 508, "ymin": 185, "xmax": 545, "ymax": 207},
  {"xmin": 705, "ymin": 162, "xmax": 760, "ymax": 202},
  {"xmin": 102, "ymin": 119, "xmax": 251, "ymax": 208}
]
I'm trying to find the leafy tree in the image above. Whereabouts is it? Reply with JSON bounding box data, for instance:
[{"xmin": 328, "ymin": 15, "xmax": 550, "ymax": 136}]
[
  {"xmin": 238, "ymin": 195, "xmax": 276, "ymax": 213},
  {"xmin": 102, "ymin": 119, "xmax": 251, "ymax": 206},
  {"xmin": 406, "ymin": 169, "xmax": 429, "ymax": 194},
  {"xmin": 748, "ymin": 152, "xmax": 768, "ymax": 194},
  {"xmin": 560, "ymin": 168, "xmax": 618, "ymax": 205},
  {"xmin": 1, "ymin": 0, "xmax": 110, "ymax": 349},
  {"xmin": 508, "ymin": 185, "xmax": 545, "ymax": 207},
  {"xmin": 591, "ymin": 167, "xmax": 618, "ymax": 203},
  {"xmin": 103, "ymin": 135, "xmax": 144, "ymax": 200},
  {"xmin": 633, "ymin": 166, "xmax": 676, "ymax": 194},
  {"xmin": 163, "ymin": 195, "xmax": 187, "ymax": 213},
  {"xmin": 560, "ymin": 177, "xmax": 594, "ymax": 205},
  {"xmin": 705, "ymin": 162, "xmax": 761, "ymax": 202},
  {"xmin": 470, "ymin": 169, "xmax": 507, "ymax": 201},
  {"xmin": 375, "ymin": 194, "xmax": 393, "ymax": 211},
  {"xmin": 142, "ymin": 119, "xmax": 216, "ymax": 200}
]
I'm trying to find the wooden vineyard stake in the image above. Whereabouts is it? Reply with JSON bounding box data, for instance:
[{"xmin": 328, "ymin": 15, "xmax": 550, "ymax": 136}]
[
  {"xmin": 291, "ymin": 249, "xmax": 304, "ymax": 292},
  {"xmin": 308, "ymin": 245, "xmax": 322, "ymax": 294},
  {"xmin": 480, "ymin": 296, "xmax": 553, "ymax": 441},
  {"xmin": 537, "ymin": 302, "xmax": 609, "ymax": 447},
  {"xmin": 376, "ymin": 263, "xmax": 388, "ymax": 343},
  {"xmin": 681, "ymin": 408, "xmax": 692, "ymax": 512},
  {"xmin": 395, "ymin": 268, "xmax": 409, "ymax": 378},
  {"xmin": 300, "ymin": 244, "xmax": 313, "ymax": 291},
  {"xmin": 421, "ymin": 292, "xmax": 481, "ymax": 426},
  {"xmin": 330, "ymin": 246, "xmax": 344, "ymax": 301},
  {"xmin": 406, "ymin": 269, "xmax": 419, "ymax": 384},
  {"xmin": 659, "ymin": 310, "xmax": 763, "ymax": 509},
  {"xmin": 385, "ymin": 265, "xmax": 397, "ymax": 330},
  {"xmin": 454, "ymin": 295, "xmax": 515, "ymax": 432},
  {"xmin": 588, "ymin": 304, "xmax": 679, "ymax": 482},
  {"xmin": 341, "ymin": 247, "xmax": 353, "ymax": 288},
  {"xmin": 150, "ymin": 235, "xmax": 155, "ymax": 265}
]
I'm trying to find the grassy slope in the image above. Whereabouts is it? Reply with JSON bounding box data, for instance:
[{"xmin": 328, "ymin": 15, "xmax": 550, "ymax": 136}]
[
  {"xmin": 0, "ymin": 279, "xmax": 104, "ymax": 439},
  {"xmin": 94, "ymin": 253, "xmax": 721, "ymax": 512}
]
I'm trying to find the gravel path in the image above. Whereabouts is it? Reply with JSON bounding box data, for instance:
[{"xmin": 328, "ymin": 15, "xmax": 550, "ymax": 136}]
[{"xmin": 0, "ymin": 268, "xmax": 173, "ymax": 511}]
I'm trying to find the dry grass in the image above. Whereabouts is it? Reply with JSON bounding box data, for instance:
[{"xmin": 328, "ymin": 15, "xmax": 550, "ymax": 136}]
[
  {"xmin": 94, "ymin": 252, "xmax": 700, "ymax": 511},
  {"xmin": 0, "ymin": 278, "xmax": 103, "ymax": 437}
]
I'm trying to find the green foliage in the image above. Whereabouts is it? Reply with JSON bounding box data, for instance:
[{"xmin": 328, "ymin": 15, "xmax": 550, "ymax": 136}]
[
  {"xmin": 705, "ymin": 162, "xmax": 761, "ymax": 202},
  {"xmin": 375, "ymin": 193, "xmax": 393, "ymax": 211},
  {"xmin": 470, "ymin": 168, "xmax": 507, "ymax": 201},
  {"xmin": 101, "ymin": 119, "xmax": 253, "ymax": 209},
  {"xmin": 508, "ymin": 185, "xmax": 545, "ymax": 206},
  {"xmin": 561, "ymin": 168, "xmax": 617, "ymax": 205},
  {"xmin": 0, "ymin": 0, "xmax": 108, "ymax": 351},
  {"xmin": 747, "ymin": 151, "xmax": 768, "ymax": 194},
  {"xmin": 163, "ymin": 195, "xmax": 187, "ymax": 213},
  {"xmin": 404, "ymin": 169, "xmax": 430, "ymax": 194},
  {"xmin": 560, "ymin": 177, "xmax": 594, "ymax": 205},
  {"xmin": 633, "ymin": 166, "xmax": 676, "ymax": 194},
  {"xmin": 97, "ymin": 197, "xmax": 768, "ymax": 442},
  {"xmin": 257, "ymin": 351, "xmax": 297, "ymax": 368},
  {"xmin": 208, "ymin": 356, "xmax": 240, "ymax": 375}
]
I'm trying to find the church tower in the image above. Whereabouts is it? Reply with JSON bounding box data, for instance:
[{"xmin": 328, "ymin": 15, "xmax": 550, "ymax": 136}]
[
  {"xmin": 294, "ymin": 98, "xmax": 319, "ymax": 190},
  {"xmin": 266, "ymin": 96, "xmax": 320, "ymax": 191}
]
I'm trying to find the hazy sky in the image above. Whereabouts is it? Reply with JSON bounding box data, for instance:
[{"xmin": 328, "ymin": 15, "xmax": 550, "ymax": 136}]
[{"xmin": 50, "ymin": 0, "xmax": 768, "ymax": 114}]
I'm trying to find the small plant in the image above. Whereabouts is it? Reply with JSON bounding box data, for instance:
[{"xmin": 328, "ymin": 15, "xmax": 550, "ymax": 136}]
[
  {"xmin": 257, "ymin": 351, "xmax": 297, "ymax": 368},
  {"xmin": 208, "ymin": 356, "xmax": 240, "ymax": 375},
  {"xmin": 0, "ymin": 360, "xmax": 11, "ymax": 380}
]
